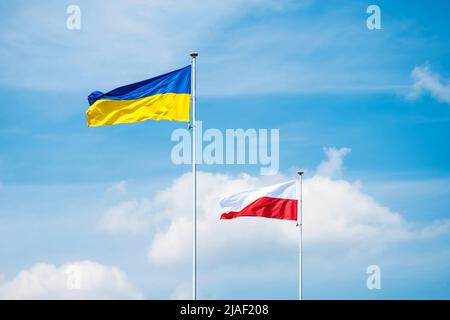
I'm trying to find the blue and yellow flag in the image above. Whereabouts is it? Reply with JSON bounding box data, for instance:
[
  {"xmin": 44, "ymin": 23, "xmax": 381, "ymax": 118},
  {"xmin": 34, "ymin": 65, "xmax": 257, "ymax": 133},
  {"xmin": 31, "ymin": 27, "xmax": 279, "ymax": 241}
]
[{"xmin": 86, "ymin": 65, "xmax": 191, "ymax": 127}]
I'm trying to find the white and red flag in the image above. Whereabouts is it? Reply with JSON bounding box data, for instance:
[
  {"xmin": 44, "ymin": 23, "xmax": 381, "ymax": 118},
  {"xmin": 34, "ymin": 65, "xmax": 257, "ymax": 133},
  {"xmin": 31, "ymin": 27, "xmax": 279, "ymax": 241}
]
[{"xmin": 219, "ymin": 180, "xmax": 298, "ymax": 221}]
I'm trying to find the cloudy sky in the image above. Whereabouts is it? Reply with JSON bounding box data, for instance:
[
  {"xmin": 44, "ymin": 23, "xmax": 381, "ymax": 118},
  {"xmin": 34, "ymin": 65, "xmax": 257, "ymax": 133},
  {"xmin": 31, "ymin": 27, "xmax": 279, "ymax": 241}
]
[{"xmin": 0, "ymin": 0, "xmax": 450, "ymax": 299}]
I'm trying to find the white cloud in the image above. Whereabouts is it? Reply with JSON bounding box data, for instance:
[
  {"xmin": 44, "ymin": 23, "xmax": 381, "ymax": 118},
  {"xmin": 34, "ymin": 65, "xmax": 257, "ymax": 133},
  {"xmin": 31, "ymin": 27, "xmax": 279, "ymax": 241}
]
[
  {"xmin": 408, "ymin": 65, "xmax": 450, "ymax": 104},
  {"xmin": 0, "ymin": 261, "xmax": 143, "ymax": 299},
  {"xmin": 417, "ymin": 219, "xmax": 450, "ymax": 239},
  {"xmin": 170, "ymin": 282, "xmax": 191, "ymax": 300},
  {"xmin": 0, "ymin": 1, "xmax": 411, "ymax": 96},
  {"xmin": 146, "ymin": 171, "xmax": 414, "ymax": 266},
  {"xmin": 106, "ymin": 181, "xmax": 128, "ymax": 194},
  {"xmin": 88, "ymin": 147, "xmax": 450, "ymax": 298},
  {"xmin": 98, "ymin": 199, "xmax": 153, "ymax": 233},
  {"xmin": 316, "ymin": 147, "xmax": 351, "ymax": 177},
  {"xmin": 141, "ymin": 148, "xmax": 449, "ymax": 267},
  {"xmin": 0, "ymin": 0, "xmax": 289, "ymax": 93}
]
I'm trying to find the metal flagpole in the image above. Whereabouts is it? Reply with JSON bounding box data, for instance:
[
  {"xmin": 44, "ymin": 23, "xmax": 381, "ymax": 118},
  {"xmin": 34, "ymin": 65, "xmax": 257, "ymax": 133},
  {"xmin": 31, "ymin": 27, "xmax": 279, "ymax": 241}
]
[
  {"xmin": 297, "ymin": 171, "xmax": 304, "ymax": 300},
  {"xmin": 190, "ymin": 52, "xmax": 198, "ymax": 300}
]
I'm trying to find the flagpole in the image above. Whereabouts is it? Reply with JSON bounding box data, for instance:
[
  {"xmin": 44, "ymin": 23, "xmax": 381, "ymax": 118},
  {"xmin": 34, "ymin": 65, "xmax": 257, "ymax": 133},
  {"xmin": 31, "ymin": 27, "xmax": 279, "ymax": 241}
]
[
  {"xmin": 297, "ymin": 171, "xmax": 304, "ymax": 300},
  {"xmin": 190, "ymin": 51, "xmax": 198, "ymax": 300}
]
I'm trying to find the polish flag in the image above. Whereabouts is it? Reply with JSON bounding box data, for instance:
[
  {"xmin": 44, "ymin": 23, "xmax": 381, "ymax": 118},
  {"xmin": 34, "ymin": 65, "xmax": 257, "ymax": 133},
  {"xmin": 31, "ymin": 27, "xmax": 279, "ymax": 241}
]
[{"xmin": 219, "ymin": 180, "xmax": 298, "ymax": 221}]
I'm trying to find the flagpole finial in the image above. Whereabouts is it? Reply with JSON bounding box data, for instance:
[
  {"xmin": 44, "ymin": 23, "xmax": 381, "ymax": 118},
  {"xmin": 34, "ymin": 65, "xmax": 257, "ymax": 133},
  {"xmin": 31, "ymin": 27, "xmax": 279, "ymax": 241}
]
[
  {"xmin": 190, "ymin": 52, "xmax": 199, "ymax": 58},
  {"xmin": 297, "ymin": 171, "xmax": 304, "ymax": 176}
]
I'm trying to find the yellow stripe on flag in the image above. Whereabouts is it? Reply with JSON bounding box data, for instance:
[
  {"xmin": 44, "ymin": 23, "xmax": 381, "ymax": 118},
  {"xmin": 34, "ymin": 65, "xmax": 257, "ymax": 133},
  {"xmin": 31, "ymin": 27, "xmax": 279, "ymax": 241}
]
[{"xmin": 86, "ymin": 93, "xmax": 190, "ymax": 127}]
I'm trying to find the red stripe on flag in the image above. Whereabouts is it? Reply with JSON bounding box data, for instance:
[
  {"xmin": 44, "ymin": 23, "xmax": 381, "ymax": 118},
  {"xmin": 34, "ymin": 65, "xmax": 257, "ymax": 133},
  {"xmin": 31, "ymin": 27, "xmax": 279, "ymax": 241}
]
[{"xmin": 220, "ymin": 196, "xmax": 298, "ymax": 221}]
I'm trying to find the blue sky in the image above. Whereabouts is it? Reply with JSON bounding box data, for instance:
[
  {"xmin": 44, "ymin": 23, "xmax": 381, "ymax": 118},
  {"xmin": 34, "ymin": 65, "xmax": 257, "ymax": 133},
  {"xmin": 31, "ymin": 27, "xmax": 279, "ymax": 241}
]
[{"xmin": 0, "ymin": 0, "xmax": 450, "ymax": 299}]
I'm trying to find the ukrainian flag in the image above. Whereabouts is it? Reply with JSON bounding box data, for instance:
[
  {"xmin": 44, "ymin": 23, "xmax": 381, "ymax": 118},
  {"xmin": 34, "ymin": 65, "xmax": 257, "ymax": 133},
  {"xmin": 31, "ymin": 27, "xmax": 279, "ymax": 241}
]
[{"xmin": 86, "ymin": 65, "xmax": 191, "ymax": 127}]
